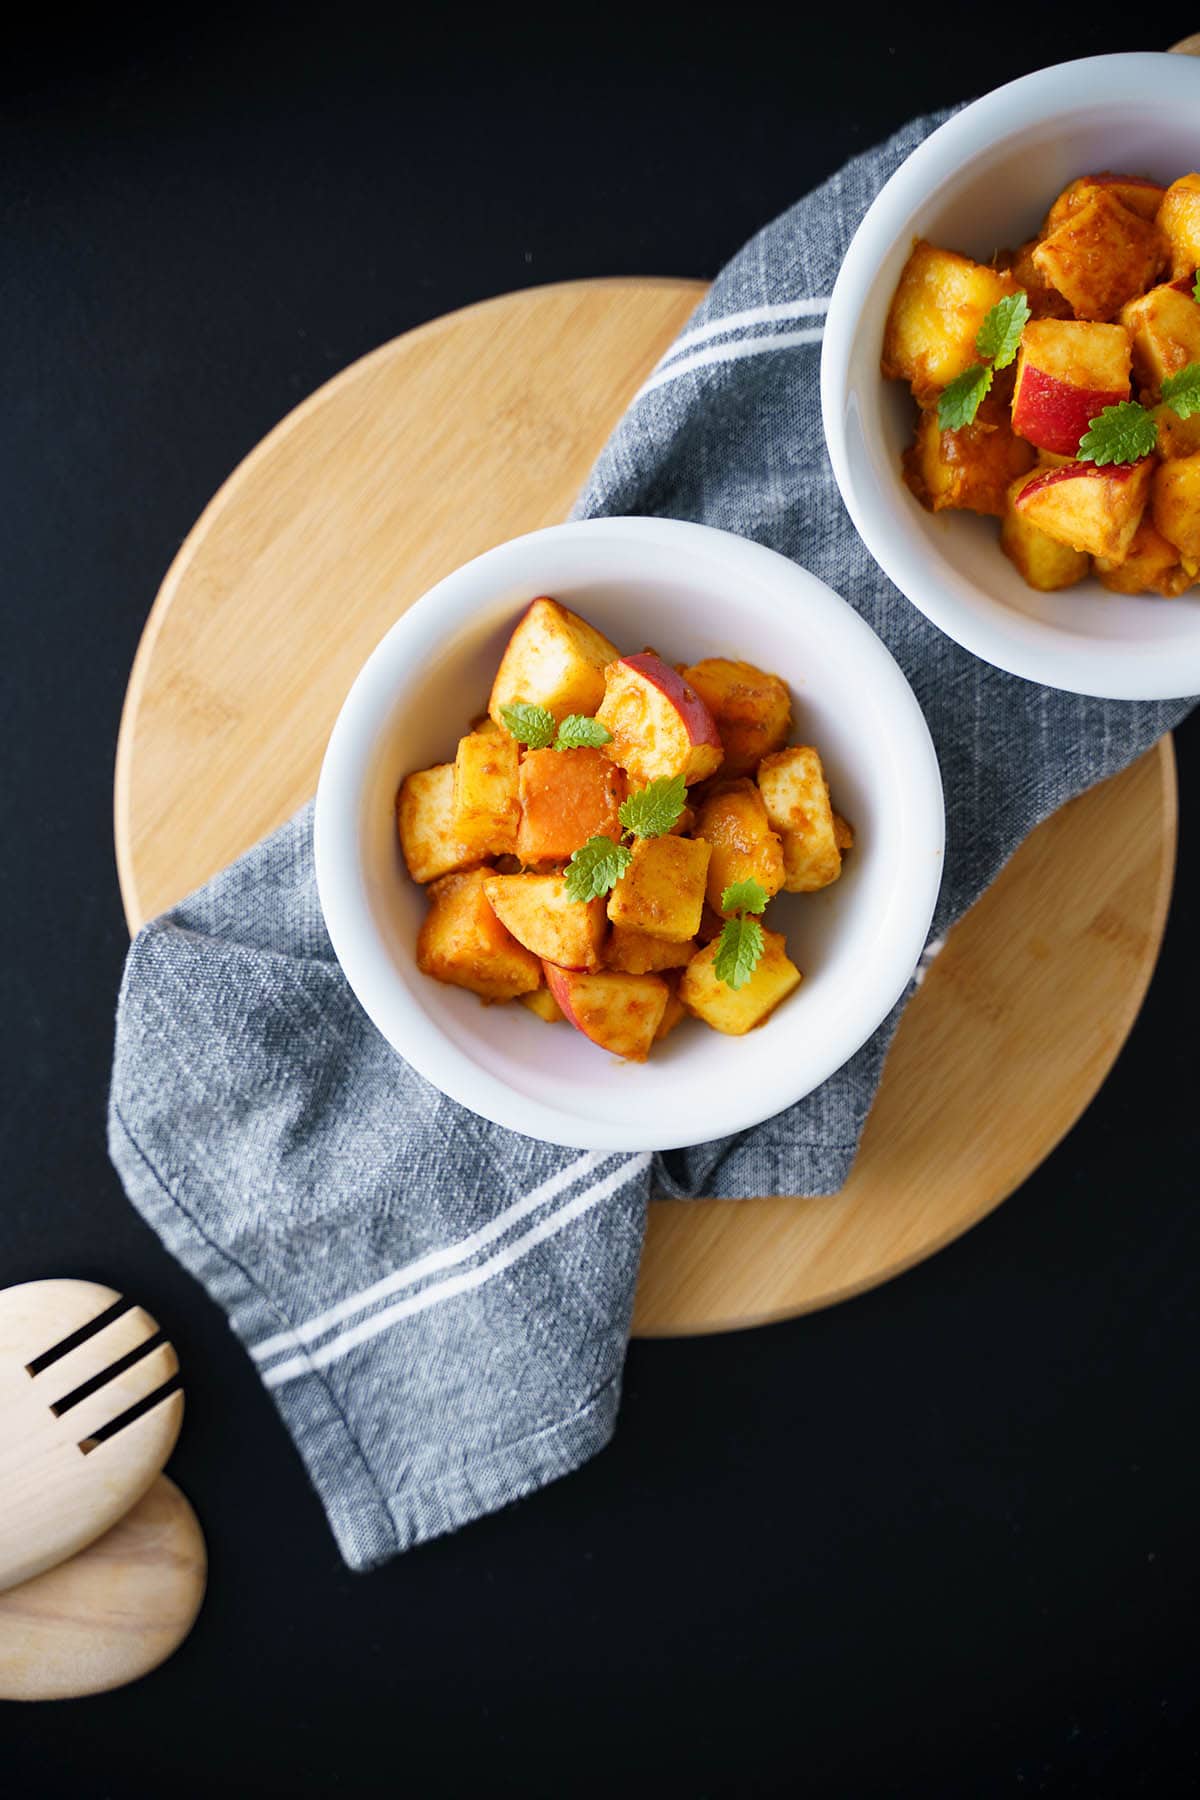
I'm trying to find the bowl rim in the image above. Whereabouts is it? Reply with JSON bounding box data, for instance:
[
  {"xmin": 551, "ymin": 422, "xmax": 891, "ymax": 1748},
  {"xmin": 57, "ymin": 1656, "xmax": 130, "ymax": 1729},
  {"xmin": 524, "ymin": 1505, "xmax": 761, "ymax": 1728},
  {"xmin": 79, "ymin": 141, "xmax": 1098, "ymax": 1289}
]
[
  {"xmin": 820, "ymin": 51, "xmax": 1200, "ymax": 702},
  {"xmin": 314, "ymin": 516, "xmax": 945, "ymax": 1150}
]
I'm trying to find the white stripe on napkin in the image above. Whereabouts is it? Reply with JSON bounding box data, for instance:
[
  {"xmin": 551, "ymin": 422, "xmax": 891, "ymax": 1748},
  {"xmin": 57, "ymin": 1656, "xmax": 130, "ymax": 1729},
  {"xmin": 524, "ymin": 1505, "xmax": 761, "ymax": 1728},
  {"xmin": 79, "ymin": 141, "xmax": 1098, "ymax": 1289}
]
[
  {"xmin": 654, "ymin": 295, "xmax": 830, "ymax": 371},
  {"xmin": 262, "ymin": 1153, "xmax": 651, "ymax": 1389},
  {"xmin": 634, "ymin": 325, "xmax": 825, "ymax": 403},
  {"xmin": 251, "ymin": 1148, "xmax": 611, "ymax": 1365}
]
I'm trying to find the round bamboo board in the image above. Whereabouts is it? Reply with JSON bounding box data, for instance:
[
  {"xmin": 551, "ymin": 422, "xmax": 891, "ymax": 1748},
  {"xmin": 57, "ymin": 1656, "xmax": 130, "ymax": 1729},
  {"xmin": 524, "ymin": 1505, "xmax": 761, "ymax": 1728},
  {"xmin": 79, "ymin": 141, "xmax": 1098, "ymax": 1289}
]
[{"xmin": 113, "ymin": 279, "xmax": 1177, "ymax": 1337}]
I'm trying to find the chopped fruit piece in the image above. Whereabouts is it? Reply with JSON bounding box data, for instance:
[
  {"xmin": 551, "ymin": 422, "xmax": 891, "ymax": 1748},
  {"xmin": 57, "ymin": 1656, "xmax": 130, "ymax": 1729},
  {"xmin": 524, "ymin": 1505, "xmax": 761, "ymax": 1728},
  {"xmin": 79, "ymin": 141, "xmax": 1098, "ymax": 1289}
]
[
  {"xmin": 606, "ymin": 925, "xmax": 695, "ymax": 975},
  {"xmin": 1153, "ymin": 403, "xmax": 1200, "ymax": 461},
  {"xmin": 596, "ymin": 653, "xmax": 724, "ymax": 787},
  {"xmin": 487, "ymin": 596, "xmax": 619, "ymax": 727},
  {"xmin": 516, "ymin": 748, "xmax": 624, "ymax": 865},
  {"xmin": 679, "ymin": 658, "xmax": 792, "ymax": 777},
  {"xmin": 519, "ymin": 986, "xmax": 565, "ymax": 1023},
  {"xmin": 903, "ymin": 387, "xmax": 1034, "ymax": 517},
  {"xmin": 1151, "ymin": 452, "xmax": 1200, "ymax": 565},
  {"xmin": 1008, "ymin": 239, "xmax": 1074, "ymax": 321},
  {"xmin": 1031, "ymin": 190, "xmax": 1165, "ymax": 321},
  {"xmin": 756, "ymin": 746, "xmax": 846, "ymax": 893},
  {"xmin": 417, "ymin": 869, "xmax": 541, "ymax": 1002},
  {"xmin": 542, "ymin": 964, "xmax": 668, "ymax": 1061},
  {"xmin": 1000, "ymin": 475, "xmax": 1090, "ymax": 590},
  {"xmin": 680, "ymin": 930, "xmax": 801, "ymax": 1035},
  {"xmin": 1095, "ymin": 520, "xmax": 1193, "ymax": 597},
  {"xmin": 1044, "ymin": 172, "xmax": 1167, "ymax": 231},
  {"xmin": 452, "ymin": 731, "xmax": 520, "ymax": 856},
  {"xmin": 1119, "ymin": 284, "xmax": 1200, "ymax": 396},
  {"xmin": 483, "ymin": 874, "xmax": 606, "ymax": 970},
  {"xmin": 693, "ymin": 779, "xmax": 786, "ymax": 913},
  {"xmin": 654, "ymin": 975, "xmax": 687, "ymax": 1042},
  {"xmin": 1013, "ymin": 458, "xmax": 1153, "ymax": 562},
  {"xmin": 606, "ymin": 834, "xmax": 711, "ymax": 942},
  {"xmin": 881, "ymin": 241, "xmax": 1016, "ymax": 404},
  {"xmin": 1011, "ymin": 320, "xmax": 1131, "ymax": 455},
  {"xmin": 397, "ymin": 763, "xmax": 482, "ymax": 885},
  {"xmin": 1156, "ymin": 173, "xmax": 1200, "ymax": 279}
]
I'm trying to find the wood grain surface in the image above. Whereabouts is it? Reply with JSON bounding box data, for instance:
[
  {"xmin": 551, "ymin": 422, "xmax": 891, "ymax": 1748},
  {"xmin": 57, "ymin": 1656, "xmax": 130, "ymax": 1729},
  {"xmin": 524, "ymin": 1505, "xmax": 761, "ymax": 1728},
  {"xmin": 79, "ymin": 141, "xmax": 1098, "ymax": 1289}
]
[
  {"xmin": 112, "ymin": 278, "xmax": 1177, "ymax": 1336},
  {"xmin": 0, "ymin": 1476, "xmax": 206, "ymax": 1701}
]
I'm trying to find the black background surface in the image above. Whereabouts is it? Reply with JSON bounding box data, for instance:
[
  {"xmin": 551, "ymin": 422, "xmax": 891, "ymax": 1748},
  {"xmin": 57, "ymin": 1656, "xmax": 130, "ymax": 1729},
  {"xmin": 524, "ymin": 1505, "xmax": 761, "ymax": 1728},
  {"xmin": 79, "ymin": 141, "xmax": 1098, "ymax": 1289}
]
[{"xmin": 3, "ymin": 10, "xmax": 1199, "ymax": 1796}]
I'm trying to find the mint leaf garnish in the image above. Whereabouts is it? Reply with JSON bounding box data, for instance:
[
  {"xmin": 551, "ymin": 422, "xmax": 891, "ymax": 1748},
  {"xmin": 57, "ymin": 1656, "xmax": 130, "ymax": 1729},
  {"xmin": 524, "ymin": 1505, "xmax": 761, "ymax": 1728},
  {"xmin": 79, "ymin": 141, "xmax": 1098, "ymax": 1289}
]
[
  {"xmin": 1160, "ymin": 362, "xmax": 1200, "ymax": 422},
  {"xmin": 554, "ymin": 714, "xmax": 613, "ymax": 751},
  {"xmin": 618, "ymin": 774, "xmax": 687, "ymax": 840},
  {"xmin": 720, "ymin": 878, "xmax": 769, "ymax": 916},
  {"xmin": 563, "ymin": 836, "xmax": 632, "ymax": 903},
  {"xmin": 499, "ymin": 702, "xmax": 557, "ymax": 749},
  {"xmin": 937, "ymin": 363, "xmax": 993, "ymax": 431},
  {"xmin": 713, "ymin": 915, "xmax": 765, "ymax": 991},
  {"xmin": 1077, "ymin": 401, "xmax": 1158, "ymax": 466},
  {"xmin": 976, "ymin": 290, "xmax": 1030, "ymax": 371}
]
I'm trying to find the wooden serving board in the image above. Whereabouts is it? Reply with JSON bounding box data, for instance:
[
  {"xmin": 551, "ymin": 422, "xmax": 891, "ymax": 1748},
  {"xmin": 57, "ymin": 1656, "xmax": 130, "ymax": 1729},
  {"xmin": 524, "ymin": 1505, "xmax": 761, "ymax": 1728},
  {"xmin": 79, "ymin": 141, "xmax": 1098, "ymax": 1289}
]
[{"xmin": 114, "ymin": 278, "xmax": 1177, "ymax": 1337}]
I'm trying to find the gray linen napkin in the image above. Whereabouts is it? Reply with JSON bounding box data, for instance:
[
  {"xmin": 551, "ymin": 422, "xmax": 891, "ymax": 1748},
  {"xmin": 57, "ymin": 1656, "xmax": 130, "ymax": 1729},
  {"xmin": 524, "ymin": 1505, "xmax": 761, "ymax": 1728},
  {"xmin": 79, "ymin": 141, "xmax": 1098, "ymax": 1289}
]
[{"xmin": 110, "ymin": 109, "xmax": 1195, "ymax": 1567}]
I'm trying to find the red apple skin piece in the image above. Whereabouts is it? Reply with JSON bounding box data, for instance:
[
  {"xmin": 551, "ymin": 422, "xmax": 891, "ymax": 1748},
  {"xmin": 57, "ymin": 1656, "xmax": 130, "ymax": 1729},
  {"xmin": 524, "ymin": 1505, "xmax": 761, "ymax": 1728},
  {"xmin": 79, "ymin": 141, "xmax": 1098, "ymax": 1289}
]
[
  {"xmin": 1014, "ymin": 458, "xmax": 1153, "ymax": 561},
  {"xmin": 597, "ymin": 652, "xmax": 724, "ymax": 787},
  {"xmin": 543, "ymin": 961, "xmax": 668, "ymax": 1062},
  {"xmin": 622, "ymin": 653, "xmax": 723, "ymax": 749},
  {"xmin": 1011, "ymin": 364, "xmax": 1128, "ymax": 457},
  {"xmin": 1016, "ymin": 460, "xmax": 1138, "ymax": 504}
]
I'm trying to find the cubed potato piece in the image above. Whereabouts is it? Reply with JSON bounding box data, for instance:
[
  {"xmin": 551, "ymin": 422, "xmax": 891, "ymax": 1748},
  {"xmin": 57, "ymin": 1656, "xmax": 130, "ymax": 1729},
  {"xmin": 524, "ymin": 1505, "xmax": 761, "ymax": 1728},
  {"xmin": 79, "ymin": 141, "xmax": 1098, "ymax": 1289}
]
[
  {"xmin": 1044, "ymin": 173, "xmax": 1167, "ymax": 232},
  {"xmin": 1119, "ymin": 283, "xmax": 1200, "ymax": 396},
  {"xmin": 1011, "ymin": 319, "xmax": 1131, "ymax": 456},
  {"xmin": 607, "ymin": 834, "xmax": 711, "ymax": 942},
  {"xmin": 1156, "ymin": 173, "xmax": 1200, "ymax": 279},
  {"xmin": 1008, "ymin": 238, "xmax": 1074, "ymax": 321},
  {"xmin": 881, "ymin": 241, "xmax": 1017, "ymax": 404},
  {"xmin": 1153, "ymin": 403, "xmax": 1200, "ymax": 461},
  {"xmin": 543, "ymin": 965, "xmax": 668, "ymax": 1061},
  {"xmin": 680, "ymin": 930, "xmax": 801, "ymax": 1036},
  {"xmin": 756, "ymin": 747, "xmax": 845, "ymax": 893},
  {"xmin": 1000, "ymin": 475, "xmax": 1090, "ymax": 590},
  {"xmin": 654, "ymin": 974, "xmax": 687, "ymax": 1042},
  {"xmin": 902, "ymin": 390, "xmax": 1034, "ymax": 517},
  {"xmin": 1095, "ymin": 520, "xmax": 1193, "ymax": 597},
  {"xmin": 1151, "ymin": 453, "xmax": 1200, "ymax": 566},
  {"xmin": 606, "ymin": 925, "xmax": 696, "ymax": 975},
  {"xmin": 519, "ymin": 986, "xmax": 565, "ymax": 1023},
  {"xmin": 483, "ymin": 873, "xmax": 606, "ymax": 971},
  {"xmin": 1031, "ymin": 190, "xmax": 1165, "ymax": 322},
  {"xmin": 417, "ymin": 868, "xmax": 541, "ymax": 1002},
  {"xmin": 397, "ymin": 763, "xmax": 482, "ymax": 885},
  {"xmin": 516, "ymin": 748, "xmax": 624, "ymax": 865},
  {"xmin": 693, "ymin": 779, "xmax": 786, "ymax": 913},
  {"xmin": 487, "ymin": 596, "xmax": 619, "ymax": 727},
  {"xmin": 596, "ymin": 652, "xmax": 724, "ymax": 787},
  {"xmin": 1012, "ymin": 458, "xmax": 1153, "ymax": 562},
  {"xmin": 678, "ymin": 658, "xmax": 792, "ymax": 777},
  {"xmin": 453, "ymin": 731, "xmax": 520, "ymax": 856}
]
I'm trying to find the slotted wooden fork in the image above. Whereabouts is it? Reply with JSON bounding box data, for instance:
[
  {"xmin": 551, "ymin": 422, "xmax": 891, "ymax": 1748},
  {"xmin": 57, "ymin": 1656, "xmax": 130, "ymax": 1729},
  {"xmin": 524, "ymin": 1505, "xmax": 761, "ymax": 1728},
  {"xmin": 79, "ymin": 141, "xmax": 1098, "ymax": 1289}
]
[{"xmin": 0, "ymin": 1279, "xmax": 184, "ymax": 1592}]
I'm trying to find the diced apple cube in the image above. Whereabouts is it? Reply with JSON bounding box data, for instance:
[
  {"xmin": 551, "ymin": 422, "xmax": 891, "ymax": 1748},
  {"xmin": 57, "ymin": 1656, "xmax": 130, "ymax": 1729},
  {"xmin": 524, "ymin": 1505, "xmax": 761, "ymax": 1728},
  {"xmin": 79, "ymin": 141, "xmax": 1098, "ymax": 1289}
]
[
  {"xmin": 516, "ymin": 748, "xmax": 624, "ymax": 865},
  {"xmin": 483, "ymin": 873, "xmax": 606, "ymax": 970},
  {"xmin": 606, "ymin": 834, "xmax": 711, "ymax": 942},
  {"xmin": 397, "ymin": 762, "xmax": 482, "ymax": 885},
  {"xmin": 902, "ymin": 390, "xmax": 1034, "ymax": 518},
  {"xmin": 1000, "ymin": 475, "xmax": 1090, "ymax": 590},
  {"xmin": 678, "ymin": 658, "xmax": 792, "ymax": 777},
  {"xmin": 543, "ymin": 964, "xmax": 668, "ymax": 1061},
  {"xmin": 519, "ymin": 986, "xmax": 565, "ymax": 1023},
  {"xmin": 1095, "ymin": 520, "xmax": 1192, "ymax": 597},
  {"xmin": 1119, "ymin": 284, "xmax": 1200, "ymax": 396},
  {"xmin": 881, "ymin": 241, "xmax": 1016, "ymax": 404},
  {"xmin": 1011, "ymin": 320, "xmax": 1131, "ymax": 456},
  {"xmin": 1013, "ymin": 458, "xmax": 1153, "ymax": 562},
  {"xmin": 1031, "ymin": 190, "xmax": 1165, "ymax": 322},
  {"xmin": 1156, "ymin": 173, "xmax": 1200, "ymax": 280},
  {"xmin": 453, "ymin": 731, "xmax": 520, "ymax": 856},
  {"xmin": 693, "ymin": 779, "xmax": 786, "ymax": 913},
  {"xmin": 1151, "ymin": 453, "xmax": 1200, "ymax": 566},
  {"xmin": 679, "ymin": 930, "xmax": 801, "ymax": 1036},
  {"xmin": 487, "ymin": 596, "xmax": 619, "ymax": 727},
  {"xmin": 756, "ymin": 747, "xmax": 846, "ymax": 893},
  {"xmin": 606, "ymin": 925, "xmax": 696, "ymax": 975},
  {"xmin": 417, "ymin": 868, "xmax": 541, "ymax": 1002},
  {"xmin": 596, "ymin": 652, "xmax": 724, "ymax": 787},
  {"xmin": 1044, "ymin": 172, "xmax": 1167, "ymax": 231}
]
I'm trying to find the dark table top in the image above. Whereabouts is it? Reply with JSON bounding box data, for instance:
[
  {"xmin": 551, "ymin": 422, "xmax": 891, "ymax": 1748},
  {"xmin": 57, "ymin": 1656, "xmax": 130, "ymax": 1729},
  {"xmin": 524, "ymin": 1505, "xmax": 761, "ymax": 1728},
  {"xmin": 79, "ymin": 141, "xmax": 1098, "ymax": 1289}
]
[{"xmin": 4, "ymin": 11, "xmax": 1199, "ymax": 1796}]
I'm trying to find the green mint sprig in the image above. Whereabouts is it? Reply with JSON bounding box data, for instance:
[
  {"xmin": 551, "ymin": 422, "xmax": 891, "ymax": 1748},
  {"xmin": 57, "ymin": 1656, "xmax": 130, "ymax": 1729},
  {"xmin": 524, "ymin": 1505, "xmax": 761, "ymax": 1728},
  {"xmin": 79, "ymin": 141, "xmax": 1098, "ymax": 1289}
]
[
  {"xmin": 500, "ymin": 703, "xmax": 613, "ymax": 752},
  {"xmin": 1160, "ymin": 362, "xmax": 1200, "ymax": 422},
  {"xmin": 936, "ymin": 289, "xmax": 1029, "ymax": 431},
  {"xmin": 1077, "ymin": 401, "xmax": 1159, "ymax": 466},
  {"xmin": 564, "ymin": 774, "xmax": 687, "ymax": 903},
  {"xmin": 554, "ymin": 714, "xmax": 613, "ymax": 751},
  {"xmin": 713, "ymin": 879, "xmax": 769, "ymax": 991}
]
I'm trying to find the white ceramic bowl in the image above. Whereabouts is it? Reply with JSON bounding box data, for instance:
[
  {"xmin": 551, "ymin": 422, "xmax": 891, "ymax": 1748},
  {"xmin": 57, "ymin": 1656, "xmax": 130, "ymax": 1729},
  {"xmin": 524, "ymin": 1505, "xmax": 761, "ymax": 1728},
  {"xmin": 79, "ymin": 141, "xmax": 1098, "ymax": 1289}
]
[
  {"xmin": 315, "ymin": 518, "xmax": 943, "ymax": 1150},
  {"xmin": 821, "ymin": 52, "xmax": 1200, "ymax": 701}
]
